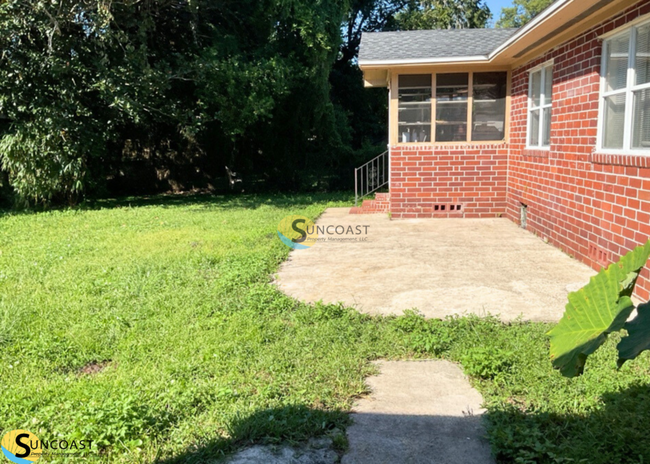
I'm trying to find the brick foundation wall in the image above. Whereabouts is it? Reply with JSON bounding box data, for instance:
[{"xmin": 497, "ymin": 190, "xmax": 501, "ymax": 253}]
[
  {"xmin": 389, "ymin": 144, "xmax": 508, "ymax": 219},
  {"xmin": 507, "ymin": 0, "xmax": 650, "ymax": 300}
]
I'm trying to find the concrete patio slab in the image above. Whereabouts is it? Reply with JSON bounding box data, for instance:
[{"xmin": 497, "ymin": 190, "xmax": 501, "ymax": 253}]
[
  {"xmin": 341, "ymin": 360, "xmax": 493, "ymax": 464},
  {"xmin": 276, "ymin": 208, "xmax": 595, "ymax": 322}
]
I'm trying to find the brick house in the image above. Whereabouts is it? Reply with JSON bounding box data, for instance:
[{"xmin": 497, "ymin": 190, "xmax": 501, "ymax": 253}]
[{"xmin": 357, "ymin": 0, "xmax": 650, "ymax": 300}]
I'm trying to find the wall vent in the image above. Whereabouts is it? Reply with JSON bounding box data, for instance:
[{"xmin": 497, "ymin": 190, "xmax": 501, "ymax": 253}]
[
  {"xmin": 589, "ymin": 244, "xmax": 610, "ymax": 267},
  {"xmin": 434, "ymin": 204, "xmax": 462, "ymax": 212},
  {"xmin": 520, "ymin": 203, "xmax": 528, "ymax": 229}
]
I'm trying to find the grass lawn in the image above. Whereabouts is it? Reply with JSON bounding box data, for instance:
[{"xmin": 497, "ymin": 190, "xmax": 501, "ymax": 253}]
[{"xmin": 1, "ymin": 193, "xmax": 649, "ymax": 463}]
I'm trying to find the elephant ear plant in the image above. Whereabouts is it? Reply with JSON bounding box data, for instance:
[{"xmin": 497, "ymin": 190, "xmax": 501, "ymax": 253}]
[{"xmin": 548, "ymin": 240, "xmax": 650, "ymax": 377}]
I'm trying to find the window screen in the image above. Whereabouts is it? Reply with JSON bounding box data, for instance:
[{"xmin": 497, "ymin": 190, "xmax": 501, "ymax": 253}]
[
  {"xmin": 398, "ymin": 74, "xmax": 432, "ymax": 143},
  {"xmin": 395, "ymin": 71, "xmax": 508, "ymax": 144},
  {"xmin": 472, "ymin": 72, "xmax": 507, "ymax": 141},
  {"xmin": 436, "ymin": 73, "xmax": 468, "ymax": 142}
]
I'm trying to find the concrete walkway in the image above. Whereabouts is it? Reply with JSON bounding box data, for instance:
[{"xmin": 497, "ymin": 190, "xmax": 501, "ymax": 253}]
[
  {"xmin": 342, "ymin": 361, "xmax": 493, "ymax": 464},
  {"xmin": 276, "ymin": 208, "xmax": 595, "ymax": 322}
]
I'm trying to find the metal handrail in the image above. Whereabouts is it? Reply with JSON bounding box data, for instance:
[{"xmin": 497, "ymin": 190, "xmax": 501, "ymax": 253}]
[{"xmin": 354, "ymin": 150, "xmax": 389, "ymax": 206}]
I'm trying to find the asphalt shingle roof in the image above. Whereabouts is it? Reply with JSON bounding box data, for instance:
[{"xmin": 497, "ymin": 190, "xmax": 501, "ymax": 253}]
[{"xmin": 359, "ymin": 28, "xmax": 519, "ymax": 63}]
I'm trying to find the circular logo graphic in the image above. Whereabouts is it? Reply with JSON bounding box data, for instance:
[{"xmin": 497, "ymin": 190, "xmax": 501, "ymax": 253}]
[
  {"xmin": 1, "ymin": 430, "xmax": 41, "ymax": 463},
  {"xmin": 277, "ymin": 215, "xmax": 318, "ymax": 249}
]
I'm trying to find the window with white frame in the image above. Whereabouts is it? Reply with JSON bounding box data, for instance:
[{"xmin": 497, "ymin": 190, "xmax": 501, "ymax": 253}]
[
  {"xmin": 600, "ymin": 21, "xmax": 650, "ymax": 151},
  {"xmin": 528, "ymin": 63, "xmax": 553, "ymax": 148}
]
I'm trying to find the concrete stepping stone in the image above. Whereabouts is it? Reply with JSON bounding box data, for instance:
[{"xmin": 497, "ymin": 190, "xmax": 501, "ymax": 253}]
[{"xmin": 342, "ymin": 360, "xmax": 494, "ymax": 464}]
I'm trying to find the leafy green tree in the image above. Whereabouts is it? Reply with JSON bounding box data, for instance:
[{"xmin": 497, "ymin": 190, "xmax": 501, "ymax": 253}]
[
  {"xmin": 496, "ymin": 0, "xmax": 554, "ymax": 28},
  {"xmin": 331, "ymin": 0, "xmax": 411, "ymax": 164},
  {"xmin": 340, "ymin": 0, "xmax": 411, "ymax": 64},
  {"xmin": 0, "ymin": 0, "xmax": 348, "ymax": 203},
  {"xmin": 396, "ymin": 0, "xmax": 492, "ymax": 30}
]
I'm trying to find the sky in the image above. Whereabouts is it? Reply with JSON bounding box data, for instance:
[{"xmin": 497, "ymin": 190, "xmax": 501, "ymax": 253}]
[{"xmin": 486, "ymin": 0, "xmax": 515, "ymax": 25}]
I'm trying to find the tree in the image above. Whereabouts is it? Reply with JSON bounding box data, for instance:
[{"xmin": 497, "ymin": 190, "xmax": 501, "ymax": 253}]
[
  {"xmin": 339, "ymin": 0, "xmax": 411, "ymax": 65},
  {"xmin": 0, "ymin": 0, "xmax": 348, "ymax": 203},
  {"xmin": 396, "ymin": 0, "xmax": 492, "ymax": 30},
  {"xmin": 496, "ymin": 0, "xmax": 554, "ymax": 28},
  {"xmin": 331, "ymin": 0, "xmax": 412, "ymax": 163}
]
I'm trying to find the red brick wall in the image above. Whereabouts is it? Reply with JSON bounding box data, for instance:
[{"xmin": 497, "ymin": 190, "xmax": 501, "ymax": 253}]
[
  {"xmin": 389, "ymin": 144, "xmax": 508, "ymax": 219},
  {"xmin": 507, "ymin": 0, "xmax": 650, "ymax": 300}
]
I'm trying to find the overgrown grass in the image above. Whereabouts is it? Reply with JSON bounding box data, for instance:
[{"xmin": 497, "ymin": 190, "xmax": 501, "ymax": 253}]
[{"xmin": 1, "ymin": 193, "xmax": 649, "ymax": 463}]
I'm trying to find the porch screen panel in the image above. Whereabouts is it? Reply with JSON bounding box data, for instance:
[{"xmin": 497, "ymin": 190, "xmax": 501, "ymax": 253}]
[
  {"xmin": 472, "ymin": 72, "xmax": 507, "ymax": 141},
  {"xmin": 436, "ymin": 73, "xmax": 468, "ymax": 142},
  {"xmin": 398, "ymin": 74, "xmax": 432, "ymax": 143}
]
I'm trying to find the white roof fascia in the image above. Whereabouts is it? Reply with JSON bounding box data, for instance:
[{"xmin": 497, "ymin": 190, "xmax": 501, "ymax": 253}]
[{"xmin": 358, "ymin": 55, "xmax": 489, "ymax": 67}]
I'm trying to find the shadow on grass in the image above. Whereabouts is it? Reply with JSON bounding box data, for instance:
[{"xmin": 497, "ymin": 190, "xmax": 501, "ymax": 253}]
[
  {"xmin": 157, "ymin": 383, "xmax": 650, "ymax": 463},
  {"xmin": 156, "ymin": 405, "xmax": 349, "ymax": 464},
  {"xmin": 0, "ymin": 191, "xmax": 353, "ymax": 219},
  {"xmin": 87, "ymin": 191, "xmax": 352, "ymax": 211},
  {"xmin": 486, "ymin": 381, "xmax": 650, "ymax": 463}
]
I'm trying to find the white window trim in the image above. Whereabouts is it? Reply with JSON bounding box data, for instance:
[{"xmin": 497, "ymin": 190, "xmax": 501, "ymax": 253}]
[
  {"xmin": 597, "ymin": 19, "xmax": 650, "ymax": 154},
  {"xmin": 527, "ymin": 61, "xmax": 553, "ymax": 150}
]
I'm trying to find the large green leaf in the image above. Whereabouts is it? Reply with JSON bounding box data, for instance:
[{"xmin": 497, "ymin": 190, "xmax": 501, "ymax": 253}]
[
  {"xmin": 548, "ymin": 241, "xmax": 650, "ymax": 377},
  {"xmin": 617, "ymin": 301, "xmax": 650, "ymax": 367}
]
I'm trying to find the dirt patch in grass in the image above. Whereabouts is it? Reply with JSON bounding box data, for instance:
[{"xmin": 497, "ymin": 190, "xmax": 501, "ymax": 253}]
[{"xmin": 78, "ymin": 360, "xmax": 113, "ymax": 376}]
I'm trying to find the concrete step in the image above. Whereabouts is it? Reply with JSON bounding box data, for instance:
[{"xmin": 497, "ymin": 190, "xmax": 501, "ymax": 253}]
[
  {"xmin": 363, "ymin": 200, "xmax": 389, "ymax": 208},
  {"xmin": 349, "ymin": 205, "xmax": 389, "ymax": 215},
  {"xmin": 350, "ymin": 195, "xmax": 391, "ymax": 215}
]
